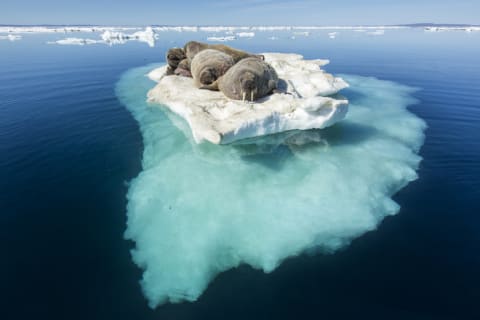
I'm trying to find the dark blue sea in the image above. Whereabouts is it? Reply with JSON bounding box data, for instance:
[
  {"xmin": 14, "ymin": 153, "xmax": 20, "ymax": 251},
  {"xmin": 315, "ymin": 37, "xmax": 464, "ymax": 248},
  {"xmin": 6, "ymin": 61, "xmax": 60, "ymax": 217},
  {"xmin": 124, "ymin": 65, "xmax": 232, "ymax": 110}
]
[{"xmin": 1, "ymin": 28, "xmax": 479, "ymax": 319}]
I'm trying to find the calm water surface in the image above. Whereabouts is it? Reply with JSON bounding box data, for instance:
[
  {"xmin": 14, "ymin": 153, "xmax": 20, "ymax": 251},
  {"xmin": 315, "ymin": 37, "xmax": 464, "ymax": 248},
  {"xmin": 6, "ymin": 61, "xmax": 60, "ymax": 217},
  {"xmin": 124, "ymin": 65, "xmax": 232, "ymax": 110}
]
[{"xmin": 1, "ymin": 29, "xmax": 479, "ymax": 319}]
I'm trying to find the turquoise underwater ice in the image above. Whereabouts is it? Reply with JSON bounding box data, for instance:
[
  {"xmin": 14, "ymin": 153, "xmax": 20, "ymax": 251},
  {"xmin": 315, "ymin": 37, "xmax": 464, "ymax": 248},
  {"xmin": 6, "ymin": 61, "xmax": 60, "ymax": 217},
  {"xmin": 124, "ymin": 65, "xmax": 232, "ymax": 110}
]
[{"xmin": 116, "ymin": 65, "xmax": 426, "ymax": 307}]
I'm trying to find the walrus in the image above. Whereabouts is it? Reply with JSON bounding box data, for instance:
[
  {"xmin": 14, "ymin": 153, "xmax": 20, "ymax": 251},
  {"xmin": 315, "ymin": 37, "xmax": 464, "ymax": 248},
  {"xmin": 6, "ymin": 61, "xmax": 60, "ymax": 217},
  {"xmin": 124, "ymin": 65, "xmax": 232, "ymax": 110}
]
[
  {"xmin": 184, "ymin": 41, "xmax": 264, "ymax": 64},
  {"xmin": 190, "ymin": 49, "xmax": 235, "ymax": 88},
  {"xmin": 174, "ymin": 58, "xmax": 192, "ymax": 77},
  {"xmin": 202, "ymin": 57, "xmax": 278, "ymax": 102},
  {"xmin": 165, "ymin": 47, "xmax": 186, "ymax": 75}
]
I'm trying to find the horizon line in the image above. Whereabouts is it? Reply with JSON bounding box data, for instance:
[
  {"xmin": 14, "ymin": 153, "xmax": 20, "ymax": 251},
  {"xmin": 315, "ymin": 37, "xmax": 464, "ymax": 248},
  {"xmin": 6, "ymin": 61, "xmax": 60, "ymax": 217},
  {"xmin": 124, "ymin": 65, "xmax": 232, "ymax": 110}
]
[{"xmin": 1, "ymin": 22, "xmax": 479, "ymax": 28}]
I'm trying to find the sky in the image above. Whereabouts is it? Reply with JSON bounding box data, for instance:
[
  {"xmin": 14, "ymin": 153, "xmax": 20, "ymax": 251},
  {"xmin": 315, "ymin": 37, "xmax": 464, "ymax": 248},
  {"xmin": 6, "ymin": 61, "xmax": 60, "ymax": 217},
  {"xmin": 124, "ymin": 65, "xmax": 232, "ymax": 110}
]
[{"xmin": 1, "ymin": 0, "xmax": 479, "ymax": 26}]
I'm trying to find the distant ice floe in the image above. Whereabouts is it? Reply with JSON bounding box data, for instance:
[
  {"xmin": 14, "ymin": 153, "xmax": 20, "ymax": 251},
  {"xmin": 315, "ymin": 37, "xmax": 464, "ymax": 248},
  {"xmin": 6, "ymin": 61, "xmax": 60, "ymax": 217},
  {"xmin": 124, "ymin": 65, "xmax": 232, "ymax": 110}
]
[
  {"xmin": 48, "ymin": 27, "xmax": 158, "ymax": 47},
  {"xmin": 101, "ymin": 27, "xmax": 158, "ymax": 47},
  {"xmin": 0, "ymin": 26, "xmax": 141, "ymax": 34},
  {"xmin": 293, "ymin": 31, "xmax": 310, "ymax": 36},
  {"xmin": 425, "ymin": 26, "xmax": 480, "ymax": 32},
  {"xmin": 149, "ymin": 25, "xmax": 408, "ymax": 33},
  {"xmin": 206, "ymin": 35, "xmax": 236, "ymax": 42},
  {"xmin": 50, "ymin": 37, "xmax": 102, "ymax": 45},
  {"xmin": 328, "ymin": 32, "xmax": 338, "ymax": 39},
  {"xmin": 0, "ymin": 25, "xmax": 412, "ymax": 36},
  {"xmin": 367, "ymin": 30, "xmax": 385, "ymax": 36},
  {"xmin": 0, "ymin": 34, "xmax": 22, "ymax": 41},
  {"xmin": 236, "ymin": 32, "xmax": 255, "ymax": 38}
]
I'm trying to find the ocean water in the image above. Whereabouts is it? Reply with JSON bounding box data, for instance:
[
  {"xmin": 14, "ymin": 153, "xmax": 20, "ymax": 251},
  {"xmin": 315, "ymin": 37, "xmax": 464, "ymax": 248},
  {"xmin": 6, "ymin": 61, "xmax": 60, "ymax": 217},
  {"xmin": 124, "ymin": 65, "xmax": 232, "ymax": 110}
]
[{"xmin": 1, "ymin": 28, "xmax": 479, "ymax": 319}]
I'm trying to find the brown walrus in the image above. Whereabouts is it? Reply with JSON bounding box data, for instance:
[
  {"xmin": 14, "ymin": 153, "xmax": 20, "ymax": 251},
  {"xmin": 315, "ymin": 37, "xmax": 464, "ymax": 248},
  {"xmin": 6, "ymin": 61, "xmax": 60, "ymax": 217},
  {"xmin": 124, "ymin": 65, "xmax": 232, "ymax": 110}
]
[
  {"xmin": 165, "ymin": 41, "xmax": 264, "ymax": 78},
  {"xmin": 174, "ymin": 58, "xmax": 192, "ymax": 77},
  {"xmin": 184, "ymin": 41, "xmax": 264, "ymax": 64},
  {"xmin": 190, "ymin": 49, "xmax": 235, "ymax": 88},
  {"xmin": 165, "ymin": 47, "xmax": 186, "ymax": 75},
  {"xmin": 202, "ymin": 57, "xmax": 278, "ymax": 101}
]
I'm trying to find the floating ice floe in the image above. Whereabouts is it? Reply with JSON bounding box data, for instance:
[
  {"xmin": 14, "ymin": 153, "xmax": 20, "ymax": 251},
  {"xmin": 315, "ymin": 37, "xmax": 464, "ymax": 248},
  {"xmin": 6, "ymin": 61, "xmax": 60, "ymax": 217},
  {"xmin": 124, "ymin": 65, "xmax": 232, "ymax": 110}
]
[
  {"xmin": 47, "ymin": 27, "xmax": 158, "ymax": 47},
  {"xmin": 101, "ymin": 27, "xmax": 158, "ymax": 47},
  {"xmin": 293, "ymin": 31, "xmax": 310, "ymax": 36},
  {"xmin": 0, "ymin": 26, "xmax": 141, "ymax": 34},
  {"xmin": 49, "ymin": 37, "xmax": 102, "ymax": 45},
  {"xmin": 206, "ymin": 35, "xmax": 236, "ymax": 42},
  {"xmin": 425, "ymin": 26, "xmax": 480, "ymax": 32},
  {"xmin": 236, "ymin": 32, "xmax": 255, "ymax": 38},
  {"xmin": 328, "ymin": 32, "xmax": 338, "ymax": 39},
  {"xmin": 367, "ymin": 30, "xmax": 385, "ymax": 36},
  {"xmin": 0, "ymin": 34, "xmax": 22, "ymax": 41},
  {"xmin": 0, "ymin": 25, "xmax": 411, "ymax": 35},
  {"xmin": 147, "ymin": 53, "xmax": 349, "ymax": 144}
]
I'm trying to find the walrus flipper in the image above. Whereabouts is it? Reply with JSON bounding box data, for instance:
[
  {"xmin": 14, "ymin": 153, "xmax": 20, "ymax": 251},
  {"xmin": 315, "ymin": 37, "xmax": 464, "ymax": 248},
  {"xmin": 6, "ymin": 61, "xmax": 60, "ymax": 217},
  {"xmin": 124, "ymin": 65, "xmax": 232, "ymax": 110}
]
[{"xmin": 199, "ymin": 79, "xmax": 220, "ymax": 91}]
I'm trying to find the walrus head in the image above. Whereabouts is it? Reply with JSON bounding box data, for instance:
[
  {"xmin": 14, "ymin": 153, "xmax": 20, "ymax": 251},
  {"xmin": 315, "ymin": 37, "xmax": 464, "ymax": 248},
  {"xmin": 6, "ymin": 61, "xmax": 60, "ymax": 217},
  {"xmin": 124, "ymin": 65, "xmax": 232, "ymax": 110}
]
[
  {"xmin": 239, "ymin": 71, "xmax": 258, "ymax": 101},
  {"xmin": 166, "ymin": 48, "xmax": 186, "ymax": 69},
  {"xmin": 199, "ymin": 68, "xmax": 218, "ymax": 85}
]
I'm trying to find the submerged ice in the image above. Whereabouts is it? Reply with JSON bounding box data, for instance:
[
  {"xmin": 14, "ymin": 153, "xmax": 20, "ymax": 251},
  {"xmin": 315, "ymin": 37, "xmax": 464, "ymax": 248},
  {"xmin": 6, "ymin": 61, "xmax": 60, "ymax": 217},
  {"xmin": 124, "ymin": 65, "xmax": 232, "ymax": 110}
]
[{"xmin": 116, "ymin": 66, "xmax": 426, "ymax": 307}]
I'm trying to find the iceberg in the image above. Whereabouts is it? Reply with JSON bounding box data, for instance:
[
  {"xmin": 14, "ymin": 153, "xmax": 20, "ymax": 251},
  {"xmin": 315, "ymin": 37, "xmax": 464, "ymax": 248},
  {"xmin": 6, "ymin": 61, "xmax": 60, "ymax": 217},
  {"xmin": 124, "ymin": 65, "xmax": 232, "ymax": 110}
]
[
  {"xmin": 236, "ymin": 32, "xmax": 255, "ymax": 38},
  {"xmin": 147, "ymin": 53, "xmax": 349, "ymax": 144},
  {"xmin": 116, "ymin": 65, "xmax": 426, "ymax": 306},
  {"xmin": 367, "ymin": 30, "xmax": 385, "ymax": 36},
  {"xmin": 49, "ymin": 37, "xmax": 102, "ymax": 45},
  {"xmin": 0, "ymin": 25, "xmax": 411, "ymax": 36},
  {"xmin": 101, "ymin": 27, "xmax": 158, "ymax": 47},
  {"xmin": 293, "ymin": 31, "xmax": 310, "ymax": 36},
  {"xmin": 425, "ymin": 26, "xmax": 480, "ymax": 32},
  {"xmin": 0, "ymin": 34, "xmax": 22, "ymax": 41},
  {"xmin": 206, "ymin": 35, "xmax": 236, "ymax": 42},
  {"xmin": 47, "ymin": 27, "xmax": 158, "ymax": 47},
  {"xmin": 0, "ymin": 26, "xmax": 141, "ymax": 34}
]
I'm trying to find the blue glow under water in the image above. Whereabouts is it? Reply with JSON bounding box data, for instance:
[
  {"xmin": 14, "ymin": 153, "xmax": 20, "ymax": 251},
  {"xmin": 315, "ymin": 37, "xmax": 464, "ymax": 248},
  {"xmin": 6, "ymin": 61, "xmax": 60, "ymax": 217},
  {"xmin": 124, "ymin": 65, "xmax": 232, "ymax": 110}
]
[
  {"xmin": 1, "ymin": 29, "xmax": 479, "ymax": 319},
  {"xmin": 117, "ymin": 67, "xmax": 426, "ymax": 306}
]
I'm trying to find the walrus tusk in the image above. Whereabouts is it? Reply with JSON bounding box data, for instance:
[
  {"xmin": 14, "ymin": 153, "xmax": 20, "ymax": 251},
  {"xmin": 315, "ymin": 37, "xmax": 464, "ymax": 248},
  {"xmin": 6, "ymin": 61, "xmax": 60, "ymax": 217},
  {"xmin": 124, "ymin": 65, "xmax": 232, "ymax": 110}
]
[
  {"xmin": 251, "ymin": 90, "xmax": 254, "ymax": 102},
  {"xmin": 242, "ymin": 91, "xmax": 246, "ymax": 102}
]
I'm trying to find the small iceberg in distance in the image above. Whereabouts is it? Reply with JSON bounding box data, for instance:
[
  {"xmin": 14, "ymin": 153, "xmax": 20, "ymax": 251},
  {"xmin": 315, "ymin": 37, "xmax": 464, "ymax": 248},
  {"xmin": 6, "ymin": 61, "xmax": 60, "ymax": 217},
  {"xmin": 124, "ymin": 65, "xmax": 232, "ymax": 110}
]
[
  {"xmin": 101, "ymin": 27, "xmax": 158, "ymax": 47},
  {"xmin": 206, "ymin": 35, "xmax": 237, "ymax": 42},
  {"xmin": 47, "ymin": 27, "xmax": 158, "ymax": 47},
  {"xmin": 49, "ymin": 37, "xmax": 102, "ymax": 46},
  {"xmin": 367, "ymin": 30, "xmax": 385, "ymax": 36},
  {"xmin": 0, "ymin": 34, "xmax": 22, "ymax": 41},
  {"xmin": 236, "ymin": 32, "xmax": 255, "ymax": 38},
  {"xmin": 116, "ymin": 63, "xmax": 426, "ymax": 306}
]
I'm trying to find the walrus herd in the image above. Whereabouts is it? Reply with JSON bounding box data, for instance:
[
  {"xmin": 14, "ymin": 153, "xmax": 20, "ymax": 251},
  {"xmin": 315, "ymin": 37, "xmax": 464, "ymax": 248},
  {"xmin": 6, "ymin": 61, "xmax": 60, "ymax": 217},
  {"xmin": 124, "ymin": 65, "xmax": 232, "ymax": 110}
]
[{"xmin": 165, "ymin": 41, "xmax": 279, "ymax": 102}]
